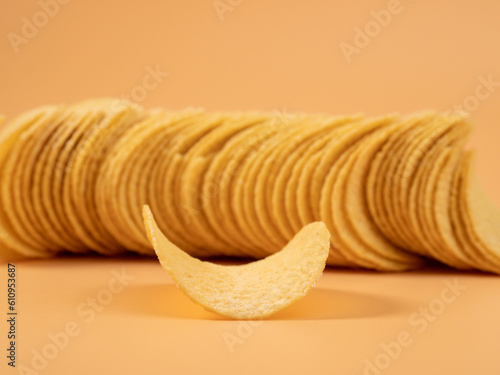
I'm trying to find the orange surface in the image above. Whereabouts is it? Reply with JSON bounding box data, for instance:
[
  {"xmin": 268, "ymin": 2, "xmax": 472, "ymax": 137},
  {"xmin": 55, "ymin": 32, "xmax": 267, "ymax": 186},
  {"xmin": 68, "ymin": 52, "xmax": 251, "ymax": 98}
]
[
  {"xmin": 1, "ymin": 259, "xmax": 500, "ymax": 375},
  {"xmin": 1, "ymin": 0, "xmax": 500, "ymax": 374}
]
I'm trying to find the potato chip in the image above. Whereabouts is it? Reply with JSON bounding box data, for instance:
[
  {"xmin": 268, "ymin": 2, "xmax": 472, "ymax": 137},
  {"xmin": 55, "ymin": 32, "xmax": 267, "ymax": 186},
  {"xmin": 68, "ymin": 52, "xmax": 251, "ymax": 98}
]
[
  {"xmin": 45, "ymin": 109, "xmax": 99, "ymax": 253},
  {"xmin": 157, "ymin": 113, "xmax": 233, "ymax": 254},
  {"xmin": 273, "ymin": 132, "xmax": 329, "ymax": 239},
  {"xmin": 61, "ymin": 100, "xmax": 136, "ymax": 254},
  {"xmin": 430, "ymin": 147, "xmax": 480, "ymax": 269},
  {"xmin": 0, "ymin": 106, "xmax": 63, "ymax": 256},
  {"xmin": 341, "ymin": 123, "xmax": 424, "ymax": 267},
  {"xmin": 416, "ymin": 119, "xmax": 473, "ymax": 268},
  {"xmin": 258, "ymin": 116, "xmax": 354, "ymax": 248},
  {"xmin": 447, "ymin": 152, "xmax": 491, "ymax": 269},
  {"xmin": 405, "ymin": 115, "xmax": 471, "ymax": 261},
  {"xmin": 0, "ymin": 110, "xmax": 49, "ymax": 257},
  {"xmin": 232, "ymin": 115, "xmax": 310, "ymax": 252},
  {"xmin": 457, "ymin": 152, "xmax": 500, "ymax": 272},
  {"xmin": 125, "ymin": 111, "xmax": 199, "ymax": 253},
  {"xmin": 142, "ymin": 205, "xmax": 330, "ymax": 319},
  {"xmin": 95, "ymin": 111, "xmax": 172, "ymax": 253},
  {"xmin": 146, "ymin": 112, "xmax": 212, "ymax": 257},
  {"xmin": 446, "ymin": 154, "xmax": 499, "ymax": 274},
  {"xmin": 1, "ymin": 101, "xmax": 500, "ymax": 275},
  {"xmin": 178, "ymin": 113, "xmax": 265, "ymax": 256},
  {"xmin": 66, "ymin": 100, "xmax": 145, "ymax": 255},
  {"xmin": 202, "ymin": 116, "xmax": 283, "ymax": 258},
  {"xmin": 381, "ymin": 113, "xmax": 445, "ymax": 254},
  {"xmin": 365, "ymin": 113, "xmax": 432, "ymax": 251},
  {"xmin": 300, "ymin": 115, "xmax": 393, "ymax": 226},
  {"xmin": 321, "ymin": 124, "xmax": 423, "ymax": 270}
]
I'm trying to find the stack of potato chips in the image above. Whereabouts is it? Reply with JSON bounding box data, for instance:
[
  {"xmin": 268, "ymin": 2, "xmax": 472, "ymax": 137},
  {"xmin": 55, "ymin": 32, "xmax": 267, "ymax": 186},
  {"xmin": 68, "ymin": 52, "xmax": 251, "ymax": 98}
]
[{"xmin": 1, "ymin": 99, "xmax": 499, "ymax": 273}]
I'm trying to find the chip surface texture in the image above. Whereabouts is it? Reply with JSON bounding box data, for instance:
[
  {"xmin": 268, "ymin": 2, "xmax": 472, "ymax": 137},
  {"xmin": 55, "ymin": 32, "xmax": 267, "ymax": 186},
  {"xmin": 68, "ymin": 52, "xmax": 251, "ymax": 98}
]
[{"xmin": 142, "ymin": 205, "xmax": 330, "ymax": 319}]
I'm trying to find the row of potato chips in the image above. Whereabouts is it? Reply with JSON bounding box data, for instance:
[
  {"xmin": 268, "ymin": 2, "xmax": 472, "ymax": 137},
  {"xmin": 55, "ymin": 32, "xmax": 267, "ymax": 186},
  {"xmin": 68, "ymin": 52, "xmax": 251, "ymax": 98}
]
[{"xmin": 0, "ymin": 99, "xmax": 499, "ymax": 273}]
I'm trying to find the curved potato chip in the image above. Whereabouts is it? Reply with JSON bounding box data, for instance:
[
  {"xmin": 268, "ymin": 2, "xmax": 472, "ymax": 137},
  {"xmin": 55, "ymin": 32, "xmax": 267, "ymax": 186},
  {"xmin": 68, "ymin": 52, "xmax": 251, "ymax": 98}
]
[
  {"xmin": 458, "ymin": 152, "xmax": 500, "ymax": 271},
  {"xmin": 142, "ymin": 205, "xmax": 330, "ymax": 319}
]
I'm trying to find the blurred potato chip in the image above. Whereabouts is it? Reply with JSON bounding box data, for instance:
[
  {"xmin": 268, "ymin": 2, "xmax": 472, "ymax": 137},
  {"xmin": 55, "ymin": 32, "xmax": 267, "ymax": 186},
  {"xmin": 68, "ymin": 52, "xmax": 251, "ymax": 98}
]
[{"xmin": 202, "ymin": 116, "xmax": 271, "ymax": 257}]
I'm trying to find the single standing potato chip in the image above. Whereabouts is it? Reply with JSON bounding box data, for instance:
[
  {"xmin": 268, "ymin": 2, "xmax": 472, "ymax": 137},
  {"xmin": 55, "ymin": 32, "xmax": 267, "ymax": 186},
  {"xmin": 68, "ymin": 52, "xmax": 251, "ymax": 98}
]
[{"xmin": 142, "ymin": 205, "xmax": 330, "ymax": 319}]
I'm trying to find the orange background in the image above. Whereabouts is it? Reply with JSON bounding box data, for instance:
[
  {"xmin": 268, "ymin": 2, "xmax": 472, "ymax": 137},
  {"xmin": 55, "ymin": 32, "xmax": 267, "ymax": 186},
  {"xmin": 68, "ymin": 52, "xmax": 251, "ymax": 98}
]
[{"xmin": 1, "ymin": 0, "xmax": 500, "ymax": 374}]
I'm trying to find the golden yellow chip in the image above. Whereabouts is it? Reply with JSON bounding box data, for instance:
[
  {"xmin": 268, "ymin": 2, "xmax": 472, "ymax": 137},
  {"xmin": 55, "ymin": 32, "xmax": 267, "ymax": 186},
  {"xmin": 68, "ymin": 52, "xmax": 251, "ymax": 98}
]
[
  {"xmin": 431, "ymin": 147, "xmax": 479, "ymax": 269},
  {"xmin": 0, "ymin": 106, "xmax": 63, "ymax": 256},
  {"xmin": 95, "ymin": 112, "xmax": 163, "ymax": 252},
  {"xmin": 396, "ymin": 114, "xmax": 468, "ymax": 256},
  {"xmin": 416, "ymin": 120, "xmax": 472, "ymax": 269},
  {"xmin": 146, "ymin": 112, "xmax": 209, "ymax": 257},
  {"xmin": 448, "ymin": 154, "xmax": 499, "ymax": 274},
  {"xmin": 321, "ymin": 124, "xmax": 422, "ymax": 271},
  {"xmin": 416, "ymin": 146, "xmax": 469, "ymax": 268},
  {"xmin": 125, "ymin": 112, "xmax": 190, "ymax": 253},
  {"xmin": 34, "ymin": 109, "xmax": 91, "ymax": 253},
  {"xmin": 232, "ymin": 116, "xmax": 309, "ymax": 252},
  {"xmin": 159, "ymin": 112, "xmax": 231, "ymax": 254},
  {"xmin": 382, "ymin": 113, "xmax": 442, "ymax": 254},
  {"xmin": 72, "ymin": 102, "xmax": 144, "ymax": 255},
  {"xmin": 341, "ymin": 123, "xmax": 424, "ymax": 267},
  {"xmin": 202, "ymin": 116, "xmax": 271, "ymax": 257},
  {"xmin": 458, "ymin": 152, "xmax": 500, "ymax": 272},
  {"xmin": 302, "ymin": 115, "xmax": 392, "ymax": 225},
  {"xmin": 260, "ymin": 116, "xmax": 352, "ymax": 247},
  {"xmin": 178, "ymin": 113, "xmax": 262, "ymax": 256},
  {"xmin": 404, "ymin": 126, "xmax": 464, "ymax": 266},
  {"xmin": 142, "ymin": 205, "xmax": 330, "ymax": 319},
  {"xmin": 2, "ymin": 102, "xmax": 500, "ymax": 275},
  {"xmin": 62, "ymin": 100, "xmax": 141, "ymax": 254},
  {"xmin": 273, "ymin": 134, "xmax": 324, "ymax": 239},
  {"xmin": 366, "ymin": 114, "xmax": 431, "ymax": 252}
]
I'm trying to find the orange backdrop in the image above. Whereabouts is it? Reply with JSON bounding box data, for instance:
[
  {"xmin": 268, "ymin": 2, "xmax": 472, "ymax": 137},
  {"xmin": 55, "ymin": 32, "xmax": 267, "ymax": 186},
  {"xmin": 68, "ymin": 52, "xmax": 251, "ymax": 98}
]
[{"xmin": 1, "ymin": 0, "xmax": 499, "ymax": 205}]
